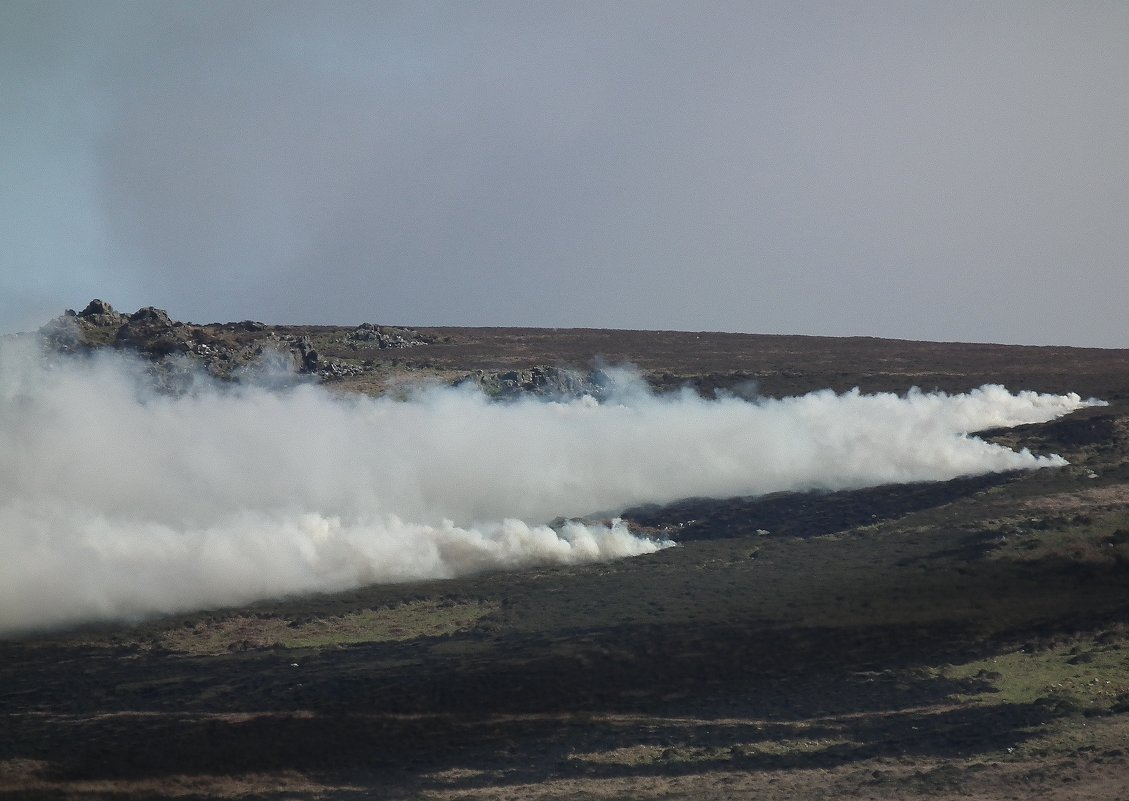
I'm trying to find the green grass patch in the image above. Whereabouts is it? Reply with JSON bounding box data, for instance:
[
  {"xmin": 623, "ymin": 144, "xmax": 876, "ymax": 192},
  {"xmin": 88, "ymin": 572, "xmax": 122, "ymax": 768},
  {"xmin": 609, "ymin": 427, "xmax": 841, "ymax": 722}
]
[
  {"xmin": 157, "ymin": 598, "xmax": 498, "ymax": 654},
  {"xmin": 570, "ymin": 735, "xmax": 853, "ymax": 767},
  {"xmin": 984, "ymin": 505, "xmax": 1129, "ymax": 566},
  {"xmin": 940, "ymin": 632, "xmax": 1129, "ymax": 713}
]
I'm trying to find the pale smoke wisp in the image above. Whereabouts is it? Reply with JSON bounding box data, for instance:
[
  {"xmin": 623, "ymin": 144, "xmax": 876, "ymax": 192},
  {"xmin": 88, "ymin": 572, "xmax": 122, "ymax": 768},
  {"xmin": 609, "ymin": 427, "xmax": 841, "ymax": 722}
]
[{"xmin": 0, "ymin": 342, "xmax": 1100, "ymax": 633}]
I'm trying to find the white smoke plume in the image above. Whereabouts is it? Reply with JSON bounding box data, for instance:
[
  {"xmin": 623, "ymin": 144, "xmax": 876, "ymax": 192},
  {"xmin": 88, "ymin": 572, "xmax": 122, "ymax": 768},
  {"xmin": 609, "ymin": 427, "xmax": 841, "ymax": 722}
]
[{"xmin": 0, "ymin": 340, "xmax": 1100, "ymax": 634}]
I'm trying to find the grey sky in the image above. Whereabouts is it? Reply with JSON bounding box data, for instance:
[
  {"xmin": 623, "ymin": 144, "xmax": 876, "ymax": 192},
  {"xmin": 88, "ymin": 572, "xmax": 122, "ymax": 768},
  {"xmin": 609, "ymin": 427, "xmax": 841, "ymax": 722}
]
[{"xmin": 3, "ymin": 1, "xmax": 1127, "ymax": 346}]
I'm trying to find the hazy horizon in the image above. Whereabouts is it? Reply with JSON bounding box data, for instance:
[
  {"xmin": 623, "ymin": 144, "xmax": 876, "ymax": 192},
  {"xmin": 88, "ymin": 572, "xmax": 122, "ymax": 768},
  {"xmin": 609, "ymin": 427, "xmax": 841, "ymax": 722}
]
[
  {"xmin": 12, "ymin": 299, "xmax": 1129, "ymax": 353},
  {"xmin": 4, "ymin": 2, "xmax": 1128, "ymax": 347}
]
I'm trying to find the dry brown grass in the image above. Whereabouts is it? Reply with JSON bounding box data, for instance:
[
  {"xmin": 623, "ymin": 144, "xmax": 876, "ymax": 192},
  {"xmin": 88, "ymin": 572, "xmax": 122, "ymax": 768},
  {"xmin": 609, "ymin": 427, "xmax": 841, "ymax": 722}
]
[
  {"xmin": 156, "ymin": 599, "xmax": 499, "ymax": 654},
  {"xmin": 0, "ymin": 760, "xmax": 355, "ymax": 799}
]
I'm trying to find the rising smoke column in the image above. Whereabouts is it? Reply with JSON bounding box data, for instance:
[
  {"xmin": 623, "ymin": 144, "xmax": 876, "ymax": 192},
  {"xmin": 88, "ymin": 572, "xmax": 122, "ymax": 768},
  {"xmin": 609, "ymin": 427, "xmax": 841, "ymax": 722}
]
[{"xmin": 0, "ymin": 340, "xmax": 1101, "ymax": 633}]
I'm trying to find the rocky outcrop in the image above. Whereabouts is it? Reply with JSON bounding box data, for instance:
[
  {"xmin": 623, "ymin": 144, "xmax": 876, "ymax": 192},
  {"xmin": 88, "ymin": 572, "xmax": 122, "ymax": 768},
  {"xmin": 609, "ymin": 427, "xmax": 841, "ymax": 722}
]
[
  {"xmin": 345, "ymin": 323, "xmax": 434, "ymax": 349},
  {"xmin": 39, "ymin": 299, "xmax": 126, "ymax": 352},
  {"xmin": 291, "ymin": 335, "xmax": 321, "ymax": 373},
  {"xmin": 36, "ymin": 301, "xmax": 287, "ymax": 389},
  {"xmin": 456, "ymin": 366, "xmax": 616, "ymax": 400},
  {"xmin": 77, "ymin": 298, "xmax": 126, "ymax": 326},
  {"xmin": 31, "ymin": 300, "xmax": 621, "ymax": 402},
  {"xmin": 115, "ymin": 307, "xmax": 192, "ymax": 357},
  {"xmin": 37, "ymin": 311, "xmax": 84, "ymax": 353}
]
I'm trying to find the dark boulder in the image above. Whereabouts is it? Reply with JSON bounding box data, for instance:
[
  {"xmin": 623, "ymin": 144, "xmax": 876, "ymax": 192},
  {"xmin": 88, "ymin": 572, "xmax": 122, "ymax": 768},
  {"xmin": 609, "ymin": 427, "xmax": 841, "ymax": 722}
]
[
  {"xmin": 128, "ymin": 306, "xmax": 174, "ymax": 326},
  {"xmin": 116, "ymin": 306, "xmax": 190, "ymax": 356},
  {"xmin": 78, "ymin": 299, "xmax": 119, "ymax": 319}
]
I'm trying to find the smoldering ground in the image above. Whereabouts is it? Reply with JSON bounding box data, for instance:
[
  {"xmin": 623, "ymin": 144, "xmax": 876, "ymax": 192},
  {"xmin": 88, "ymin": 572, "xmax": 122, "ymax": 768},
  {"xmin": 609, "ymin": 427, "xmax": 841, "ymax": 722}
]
[{"xmin": 0, "ymin": 339, "xmax": 1101, "ymax": 633}]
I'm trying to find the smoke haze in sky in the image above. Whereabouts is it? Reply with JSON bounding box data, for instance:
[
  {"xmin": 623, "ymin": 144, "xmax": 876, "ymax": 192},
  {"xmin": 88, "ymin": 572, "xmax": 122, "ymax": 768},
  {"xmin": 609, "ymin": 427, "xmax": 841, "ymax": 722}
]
[
  {"xmin": 0, "ymin": 340, "xmax": 1100, "ymax": 633},
  {"xmin": 2, "ymin": 1, "xmax": 1128, "ymax": 346}
]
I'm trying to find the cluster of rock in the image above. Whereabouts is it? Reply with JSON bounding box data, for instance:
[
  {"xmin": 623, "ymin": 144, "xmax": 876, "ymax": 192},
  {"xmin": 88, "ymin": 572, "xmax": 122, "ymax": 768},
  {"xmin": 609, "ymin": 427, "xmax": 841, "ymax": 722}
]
[
  {"xmin": 43, "ymin": 301, "xmax": 217, "ymax": 352},
  {"xmin": 456, "ymin": 366, "xmax": 617, "ymax": 400},
  {"xmin": 344, "ymin": 323, "xmax": 434, "ymax": 350},
  {"xmin": 38, "ymin": 298, "xmax": 125, "ymax": 350},
  {"xmin": 33, "ymin": 299, "xmax": 625, "ymax": 402},
  {"xmin": 36, "ymin": 300, "xmax": 294, "ymax": 392},
  {"xmin": 290, "ymin": 336, "xmax": 368, "ymax": 380},
  {"xmin": 290, "ymin": 335, "xmax": 322, "ymax": 373},
  {"xmin": 34, "ymin": 299, "xmax": 445, "ymax": 391},
  {"xmin": 38, "ymin": 302, "xmax": 289, "ymax": 390}
]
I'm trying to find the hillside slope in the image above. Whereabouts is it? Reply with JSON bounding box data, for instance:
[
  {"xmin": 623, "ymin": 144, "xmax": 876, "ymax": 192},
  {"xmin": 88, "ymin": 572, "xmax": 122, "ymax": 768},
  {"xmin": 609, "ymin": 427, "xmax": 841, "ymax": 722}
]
[{"xmin": 3, "ymin": 302, "xmax": 1129, "ymax": 800}]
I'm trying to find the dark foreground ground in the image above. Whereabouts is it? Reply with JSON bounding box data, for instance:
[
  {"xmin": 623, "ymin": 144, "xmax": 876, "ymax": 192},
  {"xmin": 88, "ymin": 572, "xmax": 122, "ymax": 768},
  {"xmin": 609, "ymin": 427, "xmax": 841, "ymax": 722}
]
[{"xmin": 4, "ymin": 325, "xmax": 1129, "ymax": 800}]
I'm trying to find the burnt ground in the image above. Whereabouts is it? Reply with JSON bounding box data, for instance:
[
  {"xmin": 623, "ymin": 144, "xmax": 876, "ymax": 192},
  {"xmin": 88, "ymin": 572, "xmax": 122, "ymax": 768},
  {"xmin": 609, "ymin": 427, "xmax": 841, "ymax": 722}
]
[{"xmin": 4, "ymin": 325, "xmax": 1129, "ymax": 799}]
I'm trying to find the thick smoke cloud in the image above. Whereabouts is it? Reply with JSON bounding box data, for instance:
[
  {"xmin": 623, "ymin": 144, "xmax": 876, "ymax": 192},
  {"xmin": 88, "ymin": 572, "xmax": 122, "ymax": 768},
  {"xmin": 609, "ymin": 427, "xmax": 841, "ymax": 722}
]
[{"xmin": 0, "ymin": 341, "xmax": 1098, "ymax": 634}]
